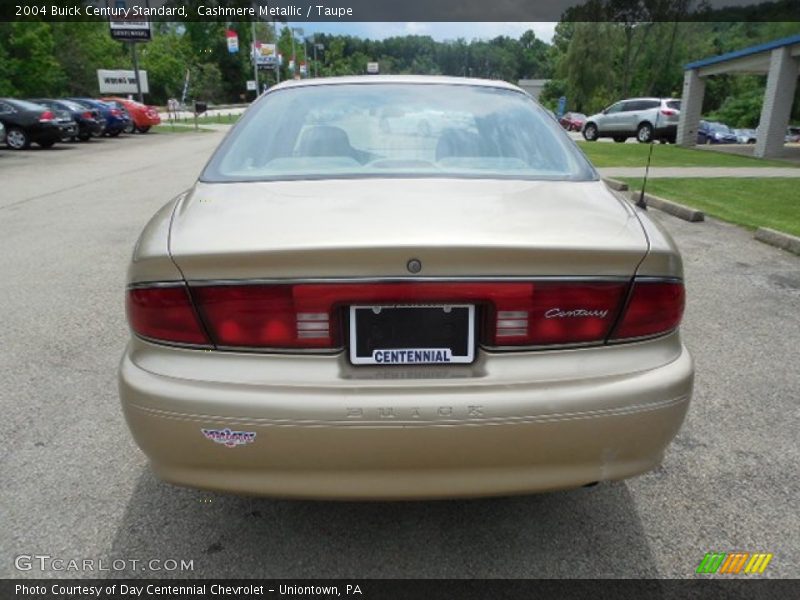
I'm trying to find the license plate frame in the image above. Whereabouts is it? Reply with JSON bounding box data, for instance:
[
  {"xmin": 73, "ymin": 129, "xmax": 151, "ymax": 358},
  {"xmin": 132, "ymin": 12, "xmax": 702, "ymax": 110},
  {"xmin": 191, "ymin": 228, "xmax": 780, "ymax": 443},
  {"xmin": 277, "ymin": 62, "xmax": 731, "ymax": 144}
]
[{"xmin": 349, "ymin": 304, "xmax": 475, "ymax": 366}]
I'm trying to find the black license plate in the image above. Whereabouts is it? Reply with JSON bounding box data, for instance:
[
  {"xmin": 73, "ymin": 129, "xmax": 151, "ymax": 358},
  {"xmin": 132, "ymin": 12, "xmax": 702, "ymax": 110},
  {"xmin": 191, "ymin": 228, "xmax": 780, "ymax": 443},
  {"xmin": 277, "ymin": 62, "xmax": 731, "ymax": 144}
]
[{"xmin": 349, "ymin": 305, "xmax": 475, "ymax": 365}]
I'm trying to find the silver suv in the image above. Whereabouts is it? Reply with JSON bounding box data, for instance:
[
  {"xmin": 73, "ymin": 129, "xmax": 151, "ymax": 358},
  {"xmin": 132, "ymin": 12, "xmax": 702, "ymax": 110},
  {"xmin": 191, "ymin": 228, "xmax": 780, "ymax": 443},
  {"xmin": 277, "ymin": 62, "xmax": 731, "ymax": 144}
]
[{"xmin": 582, "ymin": 98, "xmax": 681, "ymax": 143}]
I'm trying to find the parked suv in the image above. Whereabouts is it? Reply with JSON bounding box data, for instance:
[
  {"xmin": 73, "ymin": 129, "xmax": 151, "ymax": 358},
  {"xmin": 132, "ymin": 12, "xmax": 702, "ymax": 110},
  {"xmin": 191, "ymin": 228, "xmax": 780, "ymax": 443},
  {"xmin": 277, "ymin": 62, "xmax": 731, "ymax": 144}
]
[{"xmin": 583, "ymin": 98, "xmax": 681, "ymax": 143}]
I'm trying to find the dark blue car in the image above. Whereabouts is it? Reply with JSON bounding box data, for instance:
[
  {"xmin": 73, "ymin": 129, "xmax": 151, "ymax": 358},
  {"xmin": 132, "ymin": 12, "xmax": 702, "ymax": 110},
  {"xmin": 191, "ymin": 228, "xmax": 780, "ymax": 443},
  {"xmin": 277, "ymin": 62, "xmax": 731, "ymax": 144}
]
[
  {"xmin": 67, "ymin": 98, "xmax": 131, "ymax": 136},
  {"xmin": 697, "ymin": 120, "xmax": 738, "ymax": 144}
]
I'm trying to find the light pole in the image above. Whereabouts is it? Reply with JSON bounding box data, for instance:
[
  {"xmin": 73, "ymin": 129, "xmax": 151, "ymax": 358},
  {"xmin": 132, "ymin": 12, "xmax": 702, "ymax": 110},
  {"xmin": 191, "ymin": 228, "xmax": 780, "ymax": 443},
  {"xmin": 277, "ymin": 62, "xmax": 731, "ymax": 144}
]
[
  {"xmin": 251, "ymin": 20, "xmax": 259, "ymax": 98},
  {"xmin": 314, "ymin": 43, "xmax": 324, "ymax": 77},
  {"xmin": 290, "ymin": 26, "xmax": 304, "ymax": 79}
]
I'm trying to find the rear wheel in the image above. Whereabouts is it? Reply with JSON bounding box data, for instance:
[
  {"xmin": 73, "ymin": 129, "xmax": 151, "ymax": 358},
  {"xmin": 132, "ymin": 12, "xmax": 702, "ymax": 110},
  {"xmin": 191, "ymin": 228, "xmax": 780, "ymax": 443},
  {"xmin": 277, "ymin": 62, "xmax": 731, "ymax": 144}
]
[
  {"xmin": 137, "ymin": 125, "xmax": 151, "ymax": 134},
  {"xmin": 38, "ymin": 139, "xmax": 56, "ymax": 148},
  {"xmin": 108, "ymin": 129, "xmax": 121, "ymax": 137},
  {"xmin": 6, "ymin": 127, "xmax": 30, "ymax": 150},
  {"xmin": 583, "ymin": 123, "xmax": 598, "ymax": 141},
  {"xmin": 636, "ymin": 123, "xmax": 653, "ymax": 143},
  {"xmin": 78, "ymin": 131, "xmax": 91, "ymax": 141},
  {"xmin": 124, "ymin": 122, "xmax": 136, "ymax": 134},
  {"xmin": 613, "ymin": 136, "xmax": 626, "ymax": 143}
]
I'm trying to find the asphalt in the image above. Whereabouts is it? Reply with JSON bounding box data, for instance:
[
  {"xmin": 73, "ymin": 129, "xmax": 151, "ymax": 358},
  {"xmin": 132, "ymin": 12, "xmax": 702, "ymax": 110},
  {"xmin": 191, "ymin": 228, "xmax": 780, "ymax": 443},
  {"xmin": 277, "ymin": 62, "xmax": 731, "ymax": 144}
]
[{"xmin": 1, "ymin": 131, "xmax": 798, "ymax": 579}]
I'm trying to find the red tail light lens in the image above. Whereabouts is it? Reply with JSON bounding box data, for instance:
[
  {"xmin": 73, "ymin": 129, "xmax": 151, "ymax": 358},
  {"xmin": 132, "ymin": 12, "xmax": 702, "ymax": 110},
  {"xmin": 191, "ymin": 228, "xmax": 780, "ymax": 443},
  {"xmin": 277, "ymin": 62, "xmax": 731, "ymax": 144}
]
[
  {"xmin": 82, "ymin": 111, "xmax": 93, "ymax": 119},
  {"xmin": 191, "ymin": 282, "xmax": 628, "ymax": 349},
  {"xmin": 487, "ymin": 282, "xmax": 627, "ymax": 346},
  {"xmin": 661, "ymin": 109, "xmax": 677, "ymax": 116},
  {"xmin": 126, "ymin": 287, "xmax": 209, "ymax": 345},
  {"xmin": 126, "ymin": 279, "xmax": 684, "ymax": 350},
  {"xmin": 193, "ymin": 285, "xmax": 332, "ymax": 348},
  {"xmin": 611, "ymin": 281, "xmax": 685, "ymax": 340},
  {"xmin": 39, "ymin": 111, "xmax": 55, "ymax": 122}
]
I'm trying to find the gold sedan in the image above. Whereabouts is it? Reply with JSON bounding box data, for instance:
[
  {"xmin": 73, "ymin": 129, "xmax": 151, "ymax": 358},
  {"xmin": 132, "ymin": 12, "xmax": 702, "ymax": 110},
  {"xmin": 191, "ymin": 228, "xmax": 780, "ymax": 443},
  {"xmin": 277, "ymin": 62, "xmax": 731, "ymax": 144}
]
[{"xmin": 119, "ymin": 76, "xmax": 693, "ymax": 499}]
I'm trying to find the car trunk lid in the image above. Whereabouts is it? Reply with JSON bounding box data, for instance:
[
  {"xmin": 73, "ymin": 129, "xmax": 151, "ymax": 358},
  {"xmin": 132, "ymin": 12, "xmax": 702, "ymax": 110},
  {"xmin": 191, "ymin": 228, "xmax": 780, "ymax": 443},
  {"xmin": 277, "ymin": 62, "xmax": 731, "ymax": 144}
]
[{"xmin": 169, "ymin": 178, "xmax": 648, "ymax": 280}]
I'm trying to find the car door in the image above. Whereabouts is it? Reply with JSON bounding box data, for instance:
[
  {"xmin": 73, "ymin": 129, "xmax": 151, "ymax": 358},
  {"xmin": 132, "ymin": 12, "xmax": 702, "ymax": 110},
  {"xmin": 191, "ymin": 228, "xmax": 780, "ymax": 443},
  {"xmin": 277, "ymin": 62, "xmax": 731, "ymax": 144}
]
[
  {"xmin": 0, "ymin": 101, "xmax": 16, "ymax": 127},
  {"xmin": 617, "ymin": 100, "xmax": 647, "ymax": 133},
  {"xmin": 598, "ymin": 101, "xmax": 626, "ymax": 133}
]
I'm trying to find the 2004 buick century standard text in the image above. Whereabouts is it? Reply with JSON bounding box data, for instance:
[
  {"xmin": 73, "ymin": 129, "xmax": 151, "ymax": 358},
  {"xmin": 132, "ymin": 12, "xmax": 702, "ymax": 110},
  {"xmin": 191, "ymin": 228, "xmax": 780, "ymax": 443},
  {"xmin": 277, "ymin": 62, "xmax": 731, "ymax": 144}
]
[{"xmin": 119, "ymin": 76, "xmax": 693, "ymax": 499}]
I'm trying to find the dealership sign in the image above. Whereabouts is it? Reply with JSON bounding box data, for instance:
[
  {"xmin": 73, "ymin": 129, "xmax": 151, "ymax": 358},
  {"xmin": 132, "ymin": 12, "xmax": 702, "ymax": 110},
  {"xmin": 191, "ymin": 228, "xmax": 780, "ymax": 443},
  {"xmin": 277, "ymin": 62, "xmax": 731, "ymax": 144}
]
[
  {"xmin": 226, "ymin": 30, "xmax": 239, "ymax": 54},
  {"xmin": 108, "ymin": 0, "xmax": 151, "ymax": 41},
  {"xmin": 253, "ymin": 43, "xmax": 278, "ymax": 70},
  {"xmin": 97, "ymin": 69, "xmax": 150, "ymax": 94}
]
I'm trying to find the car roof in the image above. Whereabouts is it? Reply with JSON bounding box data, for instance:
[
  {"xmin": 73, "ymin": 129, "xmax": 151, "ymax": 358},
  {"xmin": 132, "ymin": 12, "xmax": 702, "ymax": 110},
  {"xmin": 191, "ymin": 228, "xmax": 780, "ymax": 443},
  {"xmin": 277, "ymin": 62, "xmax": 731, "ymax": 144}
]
[{"xmin": 267, "ymin": 75, "xmax": 525, "ymax": 94}]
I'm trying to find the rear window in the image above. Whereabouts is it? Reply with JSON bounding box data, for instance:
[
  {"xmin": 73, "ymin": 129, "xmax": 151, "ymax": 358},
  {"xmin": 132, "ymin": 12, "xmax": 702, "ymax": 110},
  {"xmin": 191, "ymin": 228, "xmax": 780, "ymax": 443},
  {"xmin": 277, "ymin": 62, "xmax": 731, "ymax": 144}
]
[
  {"xmin": 9, "ymin": 99, "xmax": 49, "ymax": 112},
  {"xmin": 202, "ymin": 83, "xmax": 595, "ymax": 182},
  {"xmin": 666, "ymin": 100, "xmax": 681, "ymax": 110}
]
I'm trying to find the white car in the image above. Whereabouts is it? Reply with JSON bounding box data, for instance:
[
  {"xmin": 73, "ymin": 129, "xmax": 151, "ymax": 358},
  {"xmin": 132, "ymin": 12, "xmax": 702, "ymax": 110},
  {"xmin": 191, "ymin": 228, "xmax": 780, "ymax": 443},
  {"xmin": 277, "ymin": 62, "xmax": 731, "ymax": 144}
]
[{"xmin": 583, "ymin": 98, "xmax": 681, "ymax": 143}]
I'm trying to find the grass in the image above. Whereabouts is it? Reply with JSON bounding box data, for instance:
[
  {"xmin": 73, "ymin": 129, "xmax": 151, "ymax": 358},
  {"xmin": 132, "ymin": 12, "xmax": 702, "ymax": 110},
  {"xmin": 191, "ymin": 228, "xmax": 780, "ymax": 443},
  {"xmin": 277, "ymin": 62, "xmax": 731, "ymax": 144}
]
[
  {"xmin": 578, "ymin": 142, "xmax": 796, "ymax": 169},
  {"xmin": 619, "ymin": 177, "xmax": 800, "ymax": 237}
]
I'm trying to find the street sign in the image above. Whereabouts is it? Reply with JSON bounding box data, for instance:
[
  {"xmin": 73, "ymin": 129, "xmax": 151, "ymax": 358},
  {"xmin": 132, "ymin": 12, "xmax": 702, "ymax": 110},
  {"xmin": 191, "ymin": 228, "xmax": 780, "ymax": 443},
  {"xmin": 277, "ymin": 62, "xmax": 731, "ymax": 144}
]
[
  {"xmin": 108, "ymin": 0, "xmax": 151, "ymax": 41},
  {"xmin": 367, "ymin": 62, "xmax": 379, "ymax": 74},
  {"xmin": 246, "ymin": 80, "xmax": 257, "ymax": 91},
  {"xmin": 97, "ymin": 69, "xmax": 149, "ymax": 94}
]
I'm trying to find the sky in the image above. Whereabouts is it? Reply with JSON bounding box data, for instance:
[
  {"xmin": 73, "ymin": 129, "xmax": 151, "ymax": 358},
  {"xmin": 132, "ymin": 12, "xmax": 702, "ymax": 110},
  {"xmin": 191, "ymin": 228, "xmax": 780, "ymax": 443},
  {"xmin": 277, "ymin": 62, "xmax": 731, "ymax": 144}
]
[{"xmin": 281, "ymin": 22, "xmax": 558, "ymax": 44}]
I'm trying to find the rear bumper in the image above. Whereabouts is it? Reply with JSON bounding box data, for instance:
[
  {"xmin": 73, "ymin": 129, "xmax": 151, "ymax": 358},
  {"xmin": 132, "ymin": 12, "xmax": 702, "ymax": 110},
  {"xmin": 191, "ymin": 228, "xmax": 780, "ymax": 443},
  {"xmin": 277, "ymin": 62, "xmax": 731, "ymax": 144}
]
[
  {"xmin": 655, "ymin": 124, "xmax": 678, "ymax": 138},
  {"xmin": 119, "ymin": 332, "xmax": 693, "ymax": 499}
]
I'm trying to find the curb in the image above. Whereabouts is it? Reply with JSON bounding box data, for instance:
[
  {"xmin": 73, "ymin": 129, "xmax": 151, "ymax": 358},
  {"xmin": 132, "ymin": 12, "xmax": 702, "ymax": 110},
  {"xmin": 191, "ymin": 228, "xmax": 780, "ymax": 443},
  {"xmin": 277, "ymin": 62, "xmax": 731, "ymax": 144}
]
[
  {"xmin": 754, "ymin": 227, "xmax": 800, "ymax": 255},
  {"xmin": 628, "ymin": 191, "xmax": 705, "ymax": 222},
  {"xmin": 603, "ymin": 177, "xmax": 629, "ymax": 191}
]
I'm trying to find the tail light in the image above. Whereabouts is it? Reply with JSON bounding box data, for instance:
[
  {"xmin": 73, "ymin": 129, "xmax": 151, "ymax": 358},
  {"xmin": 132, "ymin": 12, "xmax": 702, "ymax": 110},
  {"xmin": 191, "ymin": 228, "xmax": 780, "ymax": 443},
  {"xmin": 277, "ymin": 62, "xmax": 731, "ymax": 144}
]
[
  {"xmin": 82, "ymin": 111, "xmax": 93, "ymax": 119},
  {"xmin": 661, "ymin": 109, "xmax": 677, "ymax": 116},
  {"xmin": 193, "ymin": 285, "xmax": 334, "ymax": 348},
  {"xmin": 487, "ymin": 282, "xmax": 627, "ymax": 346},
  {"xmin": 610, "ymin": 281, "xmax": 684, "ymax": 340},
  {"xmin": 126, "ymin": 279, "xmax": 684, "ymax": 350},
  {"xmin": 110, "ymin": 108, "xmax": 122, "ymax": 117},
  {"xmin": 39, "ymin": 111, "xmax": 55, "ymax": 122},
  {"xmin": 126, "ymin": 286, "xmax": 209, "ymax": 345}
]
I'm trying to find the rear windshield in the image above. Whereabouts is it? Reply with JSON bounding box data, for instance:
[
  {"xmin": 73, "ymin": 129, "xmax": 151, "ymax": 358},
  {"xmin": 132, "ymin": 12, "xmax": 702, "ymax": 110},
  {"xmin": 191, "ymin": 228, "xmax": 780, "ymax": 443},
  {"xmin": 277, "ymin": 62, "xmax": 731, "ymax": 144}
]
[
  {"xmin": 202, "ymin": 83, "xmax": 596, "ymax": 182},
  {"xmin": 9, "ymin": 99, "xmax": 49, "ymax": 111},
  {"xmin": 666, "ymin": 100, "xmax": 681, "ymax": 110}
]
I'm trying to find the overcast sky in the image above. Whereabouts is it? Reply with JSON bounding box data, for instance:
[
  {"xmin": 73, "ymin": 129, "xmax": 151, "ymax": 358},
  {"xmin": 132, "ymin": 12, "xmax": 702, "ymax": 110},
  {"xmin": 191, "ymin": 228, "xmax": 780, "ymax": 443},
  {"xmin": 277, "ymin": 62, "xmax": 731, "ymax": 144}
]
[{"xmin": 282, "ymin": 22, "xmax": 558, "ymax": 44}]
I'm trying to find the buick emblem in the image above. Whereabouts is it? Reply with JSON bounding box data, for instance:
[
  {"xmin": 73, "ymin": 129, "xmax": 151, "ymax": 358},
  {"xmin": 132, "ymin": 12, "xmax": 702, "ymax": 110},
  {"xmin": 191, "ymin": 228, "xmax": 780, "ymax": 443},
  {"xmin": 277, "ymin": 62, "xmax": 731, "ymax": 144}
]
[{"xmin": 407, "ymin": 259, "xmax": 422, "ymax": 274}]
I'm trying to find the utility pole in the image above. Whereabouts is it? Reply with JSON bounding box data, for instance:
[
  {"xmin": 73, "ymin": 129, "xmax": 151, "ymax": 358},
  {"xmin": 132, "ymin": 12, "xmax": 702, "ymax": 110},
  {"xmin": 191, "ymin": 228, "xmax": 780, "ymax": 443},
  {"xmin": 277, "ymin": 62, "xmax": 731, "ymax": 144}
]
[
  {"xmin": 130, "ymin": 42, "xmax": 143, "ymax": 103},
  {"xmin": 251, "ymin": 20, "xmax": 259, "ymax": 98},
  {"xmin": 273, "ymin": 20, "xmax": 280, "ymax": 85}
]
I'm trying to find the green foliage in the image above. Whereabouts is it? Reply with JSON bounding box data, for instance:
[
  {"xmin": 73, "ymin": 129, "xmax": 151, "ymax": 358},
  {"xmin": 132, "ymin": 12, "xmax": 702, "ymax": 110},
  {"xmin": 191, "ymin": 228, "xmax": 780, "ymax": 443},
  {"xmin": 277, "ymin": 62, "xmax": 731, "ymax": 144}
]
[{"xmin": 0, "ymin": 18, "xmax": 797, "ymax": 123}]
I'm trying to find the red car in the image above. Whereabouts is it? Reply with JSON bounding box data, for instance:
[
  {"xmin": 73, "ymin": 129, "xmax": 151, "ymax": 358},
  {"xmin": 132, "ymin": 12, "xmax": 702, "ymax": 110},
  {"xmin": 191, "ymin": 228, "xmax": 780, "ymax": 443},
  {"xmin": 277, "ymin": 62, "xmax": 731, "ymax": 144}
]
[
  {"xmin": 559, "ymin": 112, "xmax": 587, "ymax": 132},
  {"xmin": 101, "ymin": 97, "xmax": 161, "ymax": 133}
]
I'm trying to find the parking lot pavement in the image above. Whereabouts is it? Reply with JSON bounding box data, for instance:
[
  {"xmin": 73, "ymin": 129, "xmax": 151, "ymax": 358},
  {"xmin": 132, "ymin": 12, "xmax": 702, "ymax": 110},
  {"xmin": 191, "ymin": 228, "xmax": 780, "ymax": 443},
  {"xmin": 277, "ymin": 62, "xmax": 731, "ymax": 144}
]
[{"xmin": 1, "ymin": 133, "xmax": 798, "ymax": 579}]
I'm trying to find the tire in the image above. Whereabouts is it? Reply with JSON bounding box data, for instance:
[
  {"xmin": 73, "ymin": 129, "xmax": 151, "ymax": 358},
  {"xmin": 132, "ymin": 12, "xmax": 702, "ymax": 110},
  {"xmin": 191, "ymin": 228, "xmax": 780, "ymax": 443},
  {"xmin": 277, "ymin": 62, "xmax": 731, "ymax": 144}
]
[
  {"xmin": 137, "ymin": 125, "xmax": 151, "ymax": 134},
  {"xmin": 613, "ymin": 136, "xmax": 626, "ymax": 143},
  {"xmin": 38, "ymin": 139, "xmax": 56, "ymax": 148},
  {"xmin": 6, "ymin": 127, "xmax": 30, "ymax": 150},
  {"xmin": 636, "ymin": 122, "xmax": 653, "ymax": 143},
  {"xmin": 78, "ymin": 132, "xmax": 91, "ymax": 141},
  {"xmin": 108, "ymin": 129, "xmax": 121, "ymax": 137},
  {"xmin": 124, "ymin": 121, "xmax": 136, "ymax": 134},
  {"xmin": 582, "ymin": 123, "xmax": 598, "ymax": 141}
]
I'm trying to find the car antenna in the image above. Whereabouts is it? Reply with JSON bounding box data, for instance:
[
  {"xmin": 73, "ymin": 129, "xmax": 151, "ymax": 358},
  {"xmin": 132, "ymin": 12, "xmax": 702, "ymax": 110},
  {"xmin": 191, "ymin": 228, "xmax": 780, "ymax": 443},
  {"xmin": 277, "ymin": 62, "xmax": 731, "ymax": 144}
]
[{"xmin": 635, "ymin": 105, "xmax": 661, "ymax": 210}]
